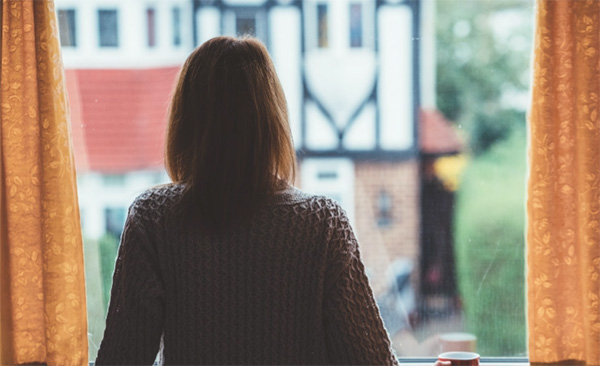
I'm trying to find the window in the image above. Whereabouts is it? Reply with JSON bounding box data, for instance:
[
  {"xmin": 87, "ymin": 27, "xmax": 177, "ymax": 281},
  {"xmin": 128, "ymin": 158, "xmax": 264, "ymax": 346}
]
[
  {"xmin": 59, "ymin": 0, "xmax": 534, "ymax": 361},
  {"xmin": 376, "ymin": 190, "xmax": 393, "ymax": 227},
  {"xmin": 317, "ymin": 3, "xmax": 328, "ymax": 48},
  {"xmin": 236, "ymin": 15, "xmax": 256, "ymax": 37},
  {"xmin": 98, "ymin": 9, "xmax": 119, "ymax": 47},
  {"xmin": 105, "ymin": 207, "xmax": 126, "ymax": 238},
  {"xmin": 102, "ymin": 174, "xmax": 126, "ymax": 186},
  {"xmin": 349, "ymin": 3, "xmax": 362, "ymax": 48},
  {"xmin": 57, "ymin": 9, "xmax": 77, "ymax": 47},
  {"xmin": 172, "ymin": 7, "xmax": 182, "ymax": 46},
  {"xmin": 147, "ymin": 8, "xmax": 157, "ymax": 47}
]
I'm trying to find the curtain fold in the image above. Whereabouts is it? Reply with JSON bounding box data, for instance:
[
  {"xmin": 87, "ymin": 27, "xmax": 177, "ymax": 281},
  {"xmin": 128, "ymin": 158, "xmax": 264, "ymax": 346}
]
[
  {"xmin": 527, "ymin": 1, "xmax": 600, "ymax": 365},
  {"xmin": 0, "ymin": 1, "xmax": 88, "ymax": 365}
]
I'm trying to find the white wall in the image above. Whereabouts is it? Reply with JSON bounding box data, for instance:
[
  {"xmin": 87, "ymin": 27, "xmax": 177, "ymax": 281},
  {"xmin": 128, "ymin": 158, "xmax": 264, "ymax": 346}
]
[
  {"xmin": 56, "ymin": 0, "xmax": 194, "ymax": 68},
  {"xmin": 77, "ymin": 171, "xmax": 169, "ymax": 239}
]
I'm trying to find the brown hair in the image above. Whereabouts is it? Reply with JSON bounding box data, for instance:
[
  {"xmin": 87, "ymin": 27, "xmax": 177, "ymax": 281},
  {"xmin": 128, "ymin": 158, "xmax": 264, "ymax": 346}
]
[{"xmin": 165, "ymin": 36, "xmax": 296, "ymax": 232}]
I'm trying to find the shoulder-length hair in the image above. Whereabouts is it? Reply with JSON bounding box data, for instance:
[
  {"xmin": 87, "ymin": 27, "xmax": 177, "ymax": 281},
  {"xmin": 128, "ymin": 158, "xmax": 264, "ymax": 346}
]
[{"xmin": 165, "ymin": 36, "xmax": 296, "ymax": 232}]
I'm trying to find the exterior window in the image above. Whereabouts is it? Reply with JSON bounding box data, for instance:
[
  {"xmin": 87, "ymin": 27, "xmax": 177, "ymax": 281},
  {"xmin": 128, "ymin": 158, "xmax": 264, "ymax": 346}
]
[
  {"xmin": 236, "ymin": 15, "xmax": 256, "ymax": 37},
  {"xmin": 349, "ymin": 3, "xmax": 363, "ymax": 48},
  {"xmin": 172, "ymin": 7, "xmax": 182, "ymax": 46},
  {"xmin": 317, "ymin": 3, "xmax": 328, "ymax": 48},
  {"xmin": 377, "ymin": 190, "xmax": 393, "ymax": 227},
  {"xmin": 147, "ymin": 8, "xmax": 157, "ymax": 47},
  {"xmin": 98, "ymin": 9, "xmax": 119, "ymax": 47},
  {"xmin": 58, "ymin": 9, "xmax": 77, "ymax": 47},
  {"xmin": 102, "ymin": 174, "xmax": 126, "ymax": 186},
  {"xmin": 105, "ymin": 207, "xmax": 126, "ymax": 238}
]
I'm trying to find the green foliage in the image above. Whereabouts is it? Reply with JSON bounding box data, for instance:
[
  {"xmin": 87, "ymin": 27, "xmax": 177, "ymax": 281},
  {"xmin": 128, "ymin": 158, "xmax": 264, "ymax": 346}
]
[
  {"xmin": 82, "ymin": 237, "xmax": 107, "ymax": 360},
  {"xmin": 98, "ymin": 233, "xmax": 120, "ymax": 311},
  {"xmin": 454, "ymin": 130, "xmax": 527, "ymax": 355},
  {"xmin": 436, "ymin": 0, "xmax": 533, "ymax": 154},
  {"xmin": 439, "ymin": 2, "xmax": 532, "ymax": 354}
]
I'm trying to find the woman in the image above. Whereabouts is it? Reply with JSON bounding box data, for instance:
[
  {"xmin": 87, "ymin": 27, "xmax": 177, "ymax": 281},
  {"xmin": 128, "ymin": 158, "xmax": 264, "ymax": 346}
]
[{"xmin": 95, "ymin": 36, "xmax": 448, "ymax": 366}]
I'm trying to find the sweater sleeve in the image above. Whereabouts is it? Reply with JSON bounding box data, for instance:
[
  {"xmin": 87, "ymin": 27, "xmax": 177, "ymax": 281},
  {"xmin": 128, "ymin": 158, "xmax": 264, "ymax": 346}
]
[
  {"xmin": 323, "ymin": 201, "xmax": 399, "ymax": 366},
  {"xmin": 95, "ymin": 202, "xmax": 165, "ymax": 365}
]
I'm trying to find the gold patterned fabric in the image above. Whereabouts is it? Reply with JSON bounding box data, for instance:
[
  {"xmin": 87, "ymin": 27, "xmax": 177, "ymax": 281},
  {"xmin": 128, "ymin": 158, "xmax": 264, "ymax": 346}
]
[
  {"xmin": 527, "ymin": 1, "xmax": 600, "ymax": 365},
  {"xmin": 0, "ymin": 1, "xmax": 88, "ymax": 365}
]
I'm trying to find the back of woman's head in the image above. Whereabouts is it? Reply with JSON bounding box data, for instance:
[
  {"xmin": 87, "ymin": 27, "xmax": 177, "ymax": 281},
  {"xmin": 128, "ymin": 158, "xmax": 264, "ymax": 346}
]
[{"xmin": 165, "ymin": 36, "xmax": 296, "ymax": 233}]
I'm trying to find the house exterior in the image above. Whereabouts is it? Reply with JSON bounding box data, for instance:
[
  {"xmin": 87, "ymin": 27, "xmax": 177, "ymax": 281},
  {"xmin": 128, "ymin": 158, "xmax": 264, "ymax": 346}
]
[{"xmin": 58, "ymin": 0, "xmax": 461, "ymax": 321}]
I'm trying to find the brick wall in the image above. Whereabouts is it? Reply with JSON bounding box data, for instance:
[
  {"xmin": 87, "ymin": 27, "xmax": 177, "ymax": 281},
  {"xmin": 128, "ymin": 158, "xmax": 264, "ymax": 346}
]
[{"xmin": 353, "ymin": 159, "xmax": 421, "ymax": 294}]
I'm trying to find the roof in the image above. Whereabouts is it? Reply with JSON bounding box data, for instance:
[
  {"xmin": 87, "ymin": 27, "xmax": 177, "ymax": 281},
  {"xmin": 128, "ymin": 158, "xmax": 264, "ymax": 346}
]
[
  {"xmin": 419, "ymin": 109, "xmax": 463, "ymax": 155},
  {"xmin": 65, "ymin": 67, "xmax": 180, "ymax": 173},
  {"xmin": 65, "ymin": 68, "xmax": 461, "ymax": 173}
]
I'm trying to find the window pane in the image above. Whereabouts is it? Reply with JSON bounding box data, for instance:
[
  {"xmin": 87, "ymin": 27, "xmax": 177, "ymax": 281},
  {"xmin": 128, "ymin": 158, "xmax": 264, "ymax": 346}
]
[
  {"xmin": 105, "ymin": 207, "xmax": 126, "ymax": 238},
  {"xmin": 236, "ymin": 16, "xmax": 256, "ymax": 37},
  {"xmin": 173, "ymin": 7, "xmax": 182, "ymax": 46},
  {"xmin": 58, "ymin": 9, "xmax": 77, "ymax": 47},
  {"xmin": 98, "ymin": 9, "xmax": 119, "ymax": 47},
  {"xmin": 349, "ymin": 3, "xmax": 362, "ymax": 48},
  {"xmin": 147, "ymin": 8, "xmax": 157, "ymax": 47},
  {"xmin": 317, "ymin": 3, "xmax": 328, "ymax": 48}
]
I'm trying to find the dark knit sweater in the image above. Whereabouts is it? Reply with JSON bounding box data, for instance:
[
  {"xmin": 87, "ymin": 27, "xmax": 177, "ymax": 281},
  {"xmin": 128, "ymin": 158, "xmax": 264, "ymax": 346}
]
[{"xmin": 95, "ymin": 183, "xmax": 398, "ymax": 365}]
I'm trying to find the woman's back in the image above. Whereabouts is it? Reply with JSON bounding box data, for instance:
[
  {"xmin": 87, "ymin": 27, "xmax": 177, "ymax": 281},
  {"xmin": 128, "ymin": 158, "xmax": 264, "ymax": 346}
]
[
  {"xmin": 96, "ymin": 36, "xmax": 397, "ymax": 365},
  {"xmin": 95, "ymin": 183, "xmax": 398, "ymax": 365}
]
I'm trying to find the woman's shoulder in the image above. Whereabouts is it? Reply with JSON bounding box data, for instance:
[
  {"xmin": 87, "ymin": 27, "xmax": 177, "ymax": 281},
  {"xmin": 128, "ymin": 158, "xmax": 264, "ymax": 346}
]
[
  {"xmin": 269, "ymin": 185, "xmax": 349, "ymax": 221},
  {"xmin": 128, "ymin": 183, "xmax": 185, "ymax": 223}
]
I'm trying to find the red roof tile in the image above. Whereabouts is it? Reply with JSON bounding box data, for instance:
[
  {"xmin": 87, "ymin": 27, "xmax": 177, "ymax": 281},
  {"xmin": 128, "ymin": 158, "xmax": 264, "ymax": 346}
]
[
  {"xmin": 65, "ymin": 67, "xmax": 180, "ymax": 173},
  {"xmin": 419, "ymin": 109, "xmax": 463, "ymax": 155}
]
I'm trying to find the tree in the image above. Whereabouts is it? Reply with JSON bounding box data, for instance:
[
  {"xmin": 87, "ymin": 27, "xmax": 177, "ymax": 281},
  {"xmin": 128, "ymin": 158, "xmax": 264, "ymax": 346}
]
[
  {"xmin": 436, "ymin": 0, "xmax": 533, "ymax": 153},
  {"xmin": 436, "ymin": 0, "xmax": 533, "ymax": 355}
]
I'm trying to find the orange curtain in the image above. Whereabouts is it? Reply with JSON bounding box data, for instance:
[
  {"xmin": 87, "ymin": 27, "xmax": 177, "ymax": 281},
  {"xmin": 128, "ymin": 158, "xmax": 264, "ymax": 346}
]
[
  {"xmin": 527, "ymin": 1, "xmax": 600, "ymax": 365},
  {"xmin": 0, "ymin": 0, "xmax": 88, "ymax": 365}
]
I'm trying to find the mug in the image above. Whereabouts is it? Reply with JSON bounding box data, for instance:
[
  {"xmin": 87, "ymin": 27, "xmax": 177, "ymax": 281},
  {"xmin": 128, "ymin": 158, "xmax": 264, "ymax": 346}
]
[{"xmin": 438, "ymin": 351, "xmax": 480, "ymax": 366}]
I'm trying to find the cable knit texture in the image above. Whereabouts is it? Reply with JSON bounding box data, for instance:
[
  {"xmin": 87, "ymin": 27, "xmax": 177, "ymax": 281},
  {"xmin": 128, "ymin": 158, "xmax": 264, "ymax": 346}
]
[{"xmin": 95, "ymin": 183, "xmax": 398, "ymax": 365}]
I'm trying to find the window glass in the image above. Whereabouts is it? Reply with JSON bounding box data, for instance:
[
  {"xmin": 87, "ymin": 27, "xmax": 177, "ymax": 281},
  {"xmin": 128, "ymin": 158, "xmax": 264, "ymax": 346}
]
[
  {"xmin": 236, "ymin": 15, "xmax": 256, "ymax": 37},
  {"xmin": 105, "ymin": 207, "xmax": 126, "ymax": 238},
  {"xmin": 98, "ymin": 9, "xmax": 119, "ymax": 47},
  {"xmin": 147, "ymin": 8, "xmax": 157, "ymax": 47},
  {"xmin": 349, "ymin": 3, "xmax": 362, "ymax": 48},
  {"xmin": 58, "ymin": 9, "xmax": 77, "ymax": 47},
  {"xmin": 172, "ymin": 7, "xmax": 182, "ymax": 46},
  {"xmin": 317, "ymin": 3, "xmax": 328, "ymax": 48},
  {"xmin": 56, "ymin": 0, "xmax": 533, "ymax": 360},
  {"xmin": 102, "ymin": 174, "xmax": 125, "ymax": 186}
]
